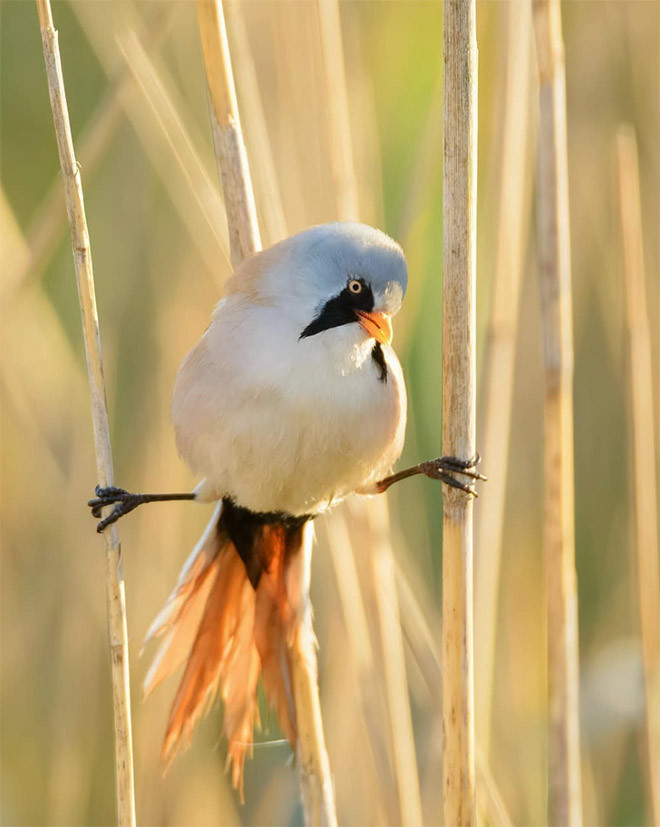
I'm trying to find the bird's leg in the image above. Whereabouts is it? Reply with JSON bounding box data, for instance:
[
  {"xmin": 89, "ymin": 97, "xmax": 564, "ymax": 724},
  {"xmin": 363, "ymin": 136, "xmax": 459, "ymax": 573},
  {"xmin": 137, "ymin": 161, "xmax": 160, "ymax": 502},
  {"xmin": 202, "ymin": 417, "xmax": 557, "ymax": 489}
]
[
  {"xmin": 374, "ymin": 453, "xmax": 486, "ymax": 496},
  {"xmin": 88, "ymin": 485, "xmax": 196, "ymax": 533}
]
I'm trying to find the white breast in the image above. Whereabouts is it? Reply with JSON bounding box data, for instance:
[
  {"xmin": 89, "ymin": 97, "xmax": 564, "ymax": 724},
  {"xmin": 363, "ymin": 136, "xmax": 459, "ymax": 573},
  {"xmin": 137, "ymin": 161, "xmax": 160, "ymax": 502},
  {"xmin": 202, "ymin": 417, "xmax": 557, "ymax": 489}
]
[{"xmin": 172, "ymin": 297, "xmax": 407, "ymax": 515}]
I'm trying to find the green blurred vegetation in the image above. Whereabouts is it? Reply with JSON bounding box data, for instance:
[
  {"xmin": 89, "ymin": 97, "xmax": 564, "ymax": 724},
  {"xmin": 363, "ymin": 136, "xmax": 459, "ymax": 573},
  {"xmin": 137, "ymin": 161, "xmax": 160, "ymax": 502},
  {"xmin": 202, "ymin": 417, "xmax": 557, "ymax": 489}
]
[{"xmin": 1, "ymin": 1, "xmax": 658, "ymax": 825}]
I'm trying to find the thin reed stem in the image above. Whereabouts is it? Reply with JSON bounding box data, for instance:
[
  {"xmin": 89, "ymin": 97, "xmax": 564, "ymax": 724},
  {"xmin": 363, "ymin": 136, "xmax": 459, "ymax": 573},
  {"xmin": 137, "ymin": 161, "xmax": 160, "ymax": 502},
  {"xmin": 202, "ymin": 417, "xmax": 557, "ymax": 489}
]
[
  {"xmin": 316, "ymin": 2, "xmax": 423, "ymax": 821},
  {"xmin": 474, "ymin": 0, "xmax": 534, "ymax": 758},
  {"xmin": 36, "ymin": 2, "xmax": 136, "ymax": 825},
  {"xmin": 72, "ymin": 1, "xmax": 230, "ymax": 276},
  {"xmin": 317, "ymin": 0, "xmax": 360, "ymax": 220},
  {"xmin": 194, "ymin": 3, "xmax": 336, "ymax": 823},
  {"xmin": 394, "ymin": 563, "xmax": 514, "ymax": 827},
  {"xmin": 366, "ymin": 498, "xmax": 424, "ymax": 827},
  {"xmin": 12, "ymin": 7, "xmax": 173, "ymax": 298},
  {"xmin": 532, "ymin": 1, "xmax": 582, "ymax": 823},
  {"xmin": 442, "ymin": 0, "xmax": 478, "ymax": 824},
  {"xmin": 115, "ymin": 28, "xmax": 230, "ymax": 273},
  {"xmin": 616, "ymin": 127, "xmax": 660, "ymax": 827},
  {"xmin": 195, "ymin": 0, "xmax": 260, "ymax": 266},
  {"xmin": 323, "ymin": 513, "xmax": 398, "ymax": 819},
  {"xmin": 223, "ymin": 1, "xmax": 287, "ymax": 244}
]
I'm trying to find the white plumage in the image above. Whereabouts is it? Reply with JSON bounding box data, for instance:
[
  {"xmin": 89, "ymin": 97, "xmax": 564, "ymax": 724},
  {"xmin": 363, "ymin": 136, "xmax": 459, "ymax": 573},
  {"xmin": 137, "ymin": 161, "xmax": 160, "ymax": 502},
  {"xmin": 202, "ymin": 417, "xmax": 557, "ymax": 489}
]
[{"xmin": 172, "ymin": 222, "xmax": 408, "ymax": 515}]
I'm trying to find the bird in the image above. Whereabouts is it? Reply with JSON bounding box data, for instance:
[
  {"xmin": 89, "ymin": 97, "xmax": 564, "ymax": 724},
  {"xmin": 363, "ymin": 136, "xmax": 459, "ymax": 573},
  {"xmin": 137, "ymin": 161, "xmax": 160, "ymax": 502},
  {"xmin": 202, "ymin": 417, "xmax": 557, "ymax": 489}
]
[{"xmin": 88, "ymin": 221, "xmax": 484, "ymax": 794}]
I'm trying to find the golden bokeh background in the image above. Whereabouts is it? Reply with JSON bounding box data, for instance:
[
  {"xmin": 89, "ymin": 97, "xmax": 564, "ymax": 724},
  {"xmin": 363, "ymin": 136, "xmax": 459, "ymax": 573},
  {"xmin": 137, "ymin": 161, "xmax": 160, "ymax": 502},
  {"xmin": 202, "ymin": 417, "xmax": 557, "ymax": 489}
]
[{"xmin": 1, "ymin": 1, "xmax": 658, "ymax": 824}]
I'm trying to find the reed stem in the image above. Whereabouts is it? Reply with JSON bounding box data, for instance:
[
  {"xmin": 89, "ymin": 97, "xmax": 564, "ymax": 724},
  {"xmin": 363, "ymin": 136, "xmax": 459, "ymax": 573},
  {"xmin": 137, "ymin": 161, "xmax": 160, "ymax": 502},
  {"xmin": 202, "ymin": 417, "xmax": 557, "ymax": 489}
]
[
  {"xmin": 72, "ymin": 1, "xmax": 230, "ymax": 276},
  {"xmin": 223, "ymin": 1, "xmax": 287, "ymax": 244},
  {"xmin": 317, "ymin": 0, "xmax": 360, "ymax": 221},
  {"xmin": 442, "ymin": 0, "xmax": 478, "ymax": 823},
  {"xmin": 195, "ymin": 3, "xmax": 336, "ymax": 823},
  {"xmin": 616, "ymin": 126, "xmax": 660, "ymax": 827},
  {"xmin": 474, "ymin": 0, "xmax": 534, "ymax": 758},
  {"xmin": 366, "ymin": 498, "xmax": 424, "ymax": 827},
  {"xmin": 14, "ymin": 8, "xmax": 172, "ymax": 298},
  {"xmin": 195, "ymin": 0, "xmax": 260, "ymax": 267},
  {"xmin": 36, "ymin": 2, "xmax": 136, "ymax": 824},
  {"xmin": 532, "ymin": 1, "xmax": 582, "ymax": 823},
  {"xmin": 316, "ymin": 2, "xmax": 423, "ymax": 821}
]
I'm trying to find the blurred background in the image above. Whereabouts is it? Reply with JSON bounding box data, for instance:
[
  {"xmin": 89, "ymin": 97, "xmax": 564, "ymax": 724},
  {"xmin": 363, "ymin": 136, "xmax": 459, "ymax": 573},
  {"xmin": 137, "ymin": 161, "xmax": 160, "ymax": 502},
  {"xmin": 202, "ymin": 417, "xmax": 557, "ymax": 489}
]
[{"xmin": 1, "ymin": 1, "xmax": 658, "ymax": 824}]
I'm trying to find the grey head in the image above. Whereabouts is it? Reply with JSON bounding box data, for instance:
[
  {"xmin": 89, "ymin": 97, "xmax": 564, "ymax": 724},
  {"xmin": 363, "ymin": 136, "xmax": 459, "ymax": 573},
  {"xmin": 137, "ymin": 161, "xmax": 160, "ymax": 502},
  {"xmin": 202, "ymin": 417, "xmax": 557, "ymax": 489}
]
[{"xmin": 248, "ymin": 222, "xmax": 408, "ymax": 342}]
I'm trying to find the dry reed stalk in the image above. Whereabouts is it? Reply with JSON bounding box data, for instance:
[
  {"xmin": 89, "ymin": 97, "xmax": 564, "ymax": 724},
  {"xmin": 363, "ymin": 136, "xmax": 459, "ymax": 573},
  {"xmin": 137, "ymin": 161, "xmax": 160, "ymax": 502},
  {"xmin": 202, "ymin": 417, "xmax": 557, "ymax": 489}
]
[
  {"xmin": 396, "ymin": 75, "xmax": 443, "ymax": 242},
  {"xmin": 474, "ymin": 0, "xmax": 534, "ymax": 757},
  {"xmin": 442, "ymin": 0, "xmax": 478, "ymax": 824},
  {"xmin": 323, "ymin": 513, "xmax": 397, "ymax": 815},
  {"xmin": 394, "ymin": 562, "xmax": 514, "ymax": 827},
  {"xmin": 195, "ymin": 0, "xmax": 260, "ymax": 266},
  {"xmin": 393, "ymin": 79, "xmax": 443, "ymax": 350},
  {"xmin": 532, "ymin": 2, "xmax": 582, "ymax": 824},
  {"xmin": 223, "ymin": 1, "xmax": 287, "ymax": 244},
  {"xmin": 316, "ymin": 3, "xmax": 423, "ymax": 822},
  {"xmin": 36, "ymin": 2, "xmax": 136, "ymax": 825},
  {"xmin": 475, "ymin": 747, "xmax": 514, "ymax": 827},
  {"xmin": 194, "ymin": 3, "xmax": 336, "ymax": 823},
  {"xmin": 365, "ymin": 498, "xmax": 424, "ymax": 827},
  {"xmin": 616, "ymin": 127, "xmax": 660, "ymax": 827},
  {"xmin": 11, "ymin": 7, "xmax": 173, "ymax": 297},
  {"xmin": 116, "ymin": 30, "xmax": 230, "ymax": 271},
  {"xmin": 72, "ymin": 2, "xmax": 230, "ymax": 277},
  {"xmin": 316, "ymin": 0, "xmax": 360, "ymax": 220}
]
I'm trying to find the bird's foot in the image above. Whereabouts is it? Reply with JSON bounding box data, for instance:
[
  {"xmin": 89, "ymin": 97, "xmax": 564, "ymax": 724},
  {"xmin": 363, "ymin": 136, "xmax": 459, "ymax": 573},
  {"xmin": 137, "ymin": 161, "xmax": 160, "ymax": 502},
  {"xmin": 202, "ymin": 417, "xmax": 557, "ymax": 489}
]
[
  {"xmin": 420, "ymin": 453, "xmax": 487, "ymax": 497},
  {"xmin": 88, "ymin": 486, "xmax": 144, "ymax": 533}
]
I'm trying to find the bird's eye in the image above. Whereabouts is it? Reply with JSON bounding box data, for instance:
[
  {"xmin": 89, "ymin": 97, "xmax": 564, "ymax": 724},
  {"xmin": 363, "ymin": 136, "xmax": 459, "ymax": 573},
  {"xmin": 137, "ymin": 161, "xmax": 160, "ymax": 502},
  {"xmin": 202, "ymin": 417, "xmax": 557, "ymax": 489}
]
[{"xmin": 348, "ymin": 279, "xmax": 363, "ymax": 295}]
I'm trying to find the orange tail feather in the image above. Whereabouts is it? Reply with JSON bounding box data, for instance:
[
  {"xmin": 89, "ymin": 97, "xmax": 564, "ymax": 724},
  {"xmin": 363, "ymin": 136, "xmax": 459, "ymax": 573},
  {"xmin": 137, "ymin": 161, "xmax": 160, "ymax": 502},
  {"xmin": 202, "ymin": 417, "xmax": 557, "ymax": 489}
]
[{"xmin": 144, "ymin": 501, "xmax": 312, "ymax": 795}]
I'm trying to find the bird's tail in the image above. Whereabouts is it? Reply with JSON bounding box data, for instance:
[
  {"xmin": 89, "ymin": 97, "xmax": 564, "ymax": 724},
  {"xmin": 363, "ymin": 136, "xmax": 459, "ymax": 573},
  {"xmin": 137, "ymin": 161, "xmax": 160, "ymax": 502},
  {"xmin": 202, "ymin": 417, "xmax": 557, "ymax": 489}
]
[{"xmin": 143, "ymin": 500, "xmax": 313, "ymax": 795}]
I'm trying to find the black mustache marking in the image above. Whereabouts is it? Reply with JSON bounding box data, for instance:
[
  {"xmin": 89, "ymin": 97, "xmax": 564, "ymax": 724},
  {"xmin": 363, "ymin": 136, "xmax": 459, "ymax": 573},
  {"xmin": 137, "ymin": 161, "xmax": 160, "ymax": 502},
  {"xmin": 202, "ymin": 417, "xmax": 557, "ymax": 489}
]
[{"xmin": 299, "ymin": 278, "xmax": 374, "ymax": 339}]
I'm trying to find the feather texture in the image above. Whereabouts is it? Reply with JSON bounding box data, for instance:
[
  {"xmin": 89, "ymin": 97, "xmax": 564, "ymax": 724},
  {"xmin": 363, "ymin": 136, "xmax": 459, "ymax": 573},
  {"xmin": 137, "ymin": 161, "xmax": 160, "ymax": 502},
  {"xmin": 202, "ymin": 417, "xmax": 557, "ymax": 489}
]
[{"xmin": 143, "ymin": 503, "xmax": 313, "ymax": 796}]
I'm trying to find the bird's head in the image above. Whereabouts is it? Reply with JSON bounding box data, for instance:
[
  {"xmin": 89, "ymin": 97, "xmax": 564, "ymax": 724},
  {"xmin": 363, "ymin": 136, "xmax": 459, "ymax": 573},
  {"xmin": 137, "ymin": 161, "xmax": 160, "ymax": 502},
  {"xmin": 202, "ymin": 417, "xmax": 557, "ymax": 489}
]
[{"xmin": 227, "ymin": 222, "xmax": 407, "ymax": 348}]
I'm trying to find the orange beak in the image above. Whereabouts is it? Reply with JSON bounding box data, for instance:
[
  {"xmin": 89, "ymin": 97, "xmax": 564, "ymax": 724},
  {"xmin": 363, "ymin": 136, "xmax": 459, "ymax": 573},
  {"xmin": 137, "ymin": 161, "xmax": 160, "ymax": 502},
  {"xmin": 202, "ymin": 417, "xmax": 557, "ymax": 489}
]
[{"xmin": 356, "ymin": 310, "xmax": 393, "ymax": 345}]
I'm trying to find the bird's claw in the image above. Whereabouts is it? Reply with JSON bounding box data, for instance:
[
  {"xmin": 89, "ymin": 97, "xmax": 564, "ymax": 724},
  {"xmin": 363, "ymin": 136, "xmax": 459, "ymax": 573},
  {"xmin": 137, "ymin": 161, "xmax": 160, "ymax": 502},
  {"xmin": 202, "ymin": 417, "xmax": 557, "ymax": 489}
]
[
  {"xmin": 422, "ymin": 453, "xmax": 487, "ymax": 497},
  {"xmin": 88, "ymin": 486, "xmax": 142, "ymax": 533}
]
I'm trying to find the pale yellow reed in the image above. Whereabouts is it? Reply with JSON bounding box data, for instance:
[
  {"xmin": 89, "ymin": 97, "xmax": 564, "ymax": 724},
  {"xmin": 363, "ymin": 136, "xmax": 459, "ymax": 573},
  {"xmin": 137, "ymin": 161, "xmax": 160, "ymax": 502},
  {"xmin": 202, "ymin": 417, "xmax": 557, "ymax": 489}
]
[
  {"xmin": 36, "ymin": 2, "xmax": 136, "ymax": 824},
  {"xmin": 616, "ymin": 127, "xmax": 660, "ymax": 827},
  {"xmin": 532, "ymin": 0, "xmax": 582, "ymax": 823},
  {"xmin": 442, "ymin": 0, "xmax": 478, "ymax": 823},
  {"xmin": 474, "ymin": 0, "xmax": 534, "ymax": 758}
]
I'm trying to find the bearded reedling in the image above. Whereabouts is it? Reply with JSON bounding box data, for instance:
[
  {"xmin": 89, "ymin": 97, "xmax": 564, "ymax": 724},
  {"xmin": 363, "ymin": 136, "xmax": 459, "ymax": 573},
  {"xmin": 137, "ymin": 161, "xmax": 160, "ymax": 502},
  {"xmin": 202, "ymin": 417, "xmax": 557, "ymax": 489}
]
[{"xmin": 89, "ymin": 222, "xmax": 485, "ymax": 791}]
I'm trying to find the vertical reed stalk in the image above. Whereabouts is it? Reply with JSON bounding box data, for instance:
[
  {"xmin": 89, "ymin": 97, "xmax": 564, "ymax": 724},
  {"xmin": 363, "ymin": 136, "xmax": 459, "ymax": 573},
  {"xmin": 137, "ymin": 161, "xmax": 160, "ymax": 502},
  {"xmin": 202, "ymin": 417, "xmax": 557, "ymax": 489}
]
[
  {"xmin": 195, "ymin": 3, "xmax": 336, "ymax": 823},
  {"xmin": 317, "ymin": 0, "xmax": 360, "ymax": 220},
  {"xmin": 72, "ymin": 1, "xmax": 231, "ymax": 274},
  {"xmin": 15, "ymin": 8, "xmax": 172, "ymax": 296},
  {"xmin": 36, "ymin": 2, "xmax": 136, "ymax": 825},
  {"xmin": 395, "ymin": 563, "xmax": 514, "ymax": 827},
  {"xmin": 616, "ymin": 127, "xmax": 660, "ymax": 827},
  {"xmin": 223, "ymin": 1, "xmax": 287, "ymax": 244},
  {"xmin": 316, "ymin": 2, "xmax": 423, "ymax": 822},
  {"xmin": 474, "ymin": 0, "xmax": 534, "ymax": 757},
  {"xmin": 442, "ymin": 1, "xmax": 478, "ymax": 824},
  {"xmin": 196, "ymin": 0, "xmax": 260, "ymax": 266},
  {"xmin": 366, "ymin": 498, "xmax": 423, "ymax": 827},
  {"xmin": 324, "ymin": 513, "xmax": 397, "ymax": 819},
  {"xmin": 532, "ymin": 1, "xmax": 582, "ymax": 824}
]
